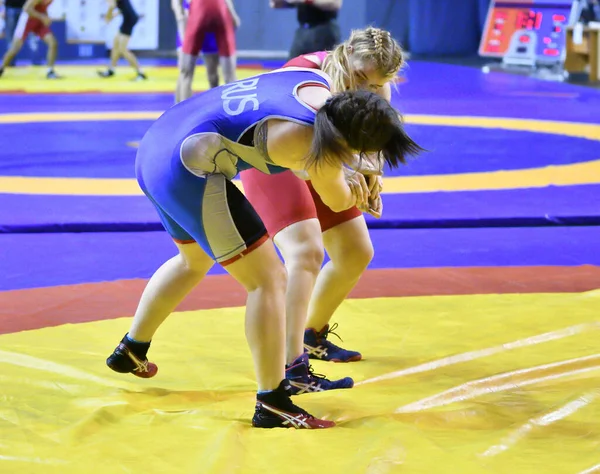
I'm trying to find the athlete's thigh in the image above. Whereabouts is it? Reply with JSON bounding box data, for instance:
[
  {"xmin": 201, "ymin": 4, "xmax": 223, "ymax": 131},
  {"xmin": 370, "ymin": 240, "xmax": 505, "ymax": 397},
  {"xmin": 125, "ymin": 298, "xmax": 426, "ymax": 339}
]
[
  {"xmin": 240, "ymin": 168, "xmax": 317, "ymax": 238},
  {"xmin": 159, "ymin": 171, "xmax": 267, "ymax": 264},
  {"xmin": 175, "ymin": 240, "xmax": 215, "ymax": 274},
  {"xmin": 13, "ymin": 12, "xmax": 31, "ymax": 42},
  {"xmin": 118, "ymin": 33, "xmax": 132, "ymax": 50},
  {"xmin": 211, "ymin": 10, "xmax": 236, "ymax": 57},
  {"xmin": 182, "ymin": 1, "xmax": 208, "ymax": 56},
  {"xmin": 321, "ymin": 214, "xmax": 372, "ymax": 263},
  {"xmin": 306, "ymin": 180, "xmax": 362, "ymax": 233}
]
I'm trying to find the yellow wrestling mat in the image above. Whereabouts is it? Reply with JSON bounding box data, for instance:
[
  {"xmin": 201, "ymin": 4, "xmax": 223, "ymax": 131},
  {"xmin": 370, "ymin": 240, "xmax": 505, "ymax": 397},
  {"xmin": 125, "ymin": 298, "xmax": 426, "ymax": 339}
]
[
  {"xmin": 0, "ymin": 65, "xmax": 264, "ymax": 93},
  {"xmin": 1, "ymin": 293, "xmax": 599, "ymax": 473}
]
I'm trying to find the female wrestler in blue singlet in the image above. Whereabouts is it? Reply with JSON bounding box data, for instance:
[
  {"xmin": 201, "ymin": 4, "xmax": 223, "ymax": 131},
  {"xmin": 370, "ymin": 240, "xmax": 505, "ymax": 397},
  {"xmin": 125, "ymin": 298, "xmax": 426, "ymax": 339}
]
[{"xmin": 106, "ymin": 67, "xmax": 422, "ymax": 429}]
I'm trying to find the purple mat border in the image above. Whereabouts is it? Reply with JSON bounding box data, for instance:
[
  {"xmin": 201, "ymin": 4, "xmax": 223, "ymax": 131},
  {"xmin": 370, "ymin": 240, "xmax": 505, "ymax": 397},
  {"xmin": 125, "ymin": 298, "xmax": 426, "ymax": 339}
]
[
  {"xmin": 1, "ymin": 185, "xmax": 599, "ymax": 233},
  {"xmin": 2, "ymin": 226, "xmax": 599, "ymax": 291}
]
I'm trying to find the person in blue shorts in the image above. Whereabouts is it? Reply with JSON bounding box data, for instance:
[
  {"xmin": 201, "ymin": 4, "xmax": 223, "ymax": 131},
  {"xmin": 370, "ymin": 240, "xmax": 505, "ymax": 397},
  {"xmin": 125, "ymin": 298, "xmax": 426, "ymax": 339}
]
[{"xmin": 106, "ymin": 67, "xmax": 423, "ymax": 429}]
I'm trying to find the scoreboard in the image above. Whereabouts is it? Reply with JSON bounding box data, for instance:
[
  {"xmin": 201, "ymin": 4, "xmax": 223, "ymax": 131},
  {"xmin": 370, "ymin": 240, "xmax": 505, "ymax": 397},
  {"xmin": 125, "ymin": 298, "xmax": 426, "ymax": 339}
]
[{"xmin": 479, "ymin": 0, "xmax": 577, "ymax": 63}]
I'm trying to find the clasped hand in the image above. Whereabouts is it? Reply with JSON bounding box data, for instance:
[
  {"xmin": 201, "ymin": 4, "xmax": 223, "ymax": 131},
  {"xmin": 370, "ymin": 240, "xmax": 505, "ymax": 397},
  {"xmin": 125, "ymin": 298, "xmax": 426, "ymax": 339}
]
[{"xmin": 344, "ymin": 169, "xmax": 383, "ymax": 219}]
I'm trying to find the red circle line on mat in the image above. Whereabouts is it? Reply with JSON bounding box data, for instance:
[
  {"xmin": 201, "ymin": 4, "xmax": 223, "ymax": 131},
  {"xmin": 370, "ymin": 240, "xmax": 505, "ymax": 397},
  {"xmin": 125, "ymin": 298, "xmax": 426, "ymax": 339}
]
[{"xmin": 1, "ymin": 266, "xmax": 599, "ymax": 335}]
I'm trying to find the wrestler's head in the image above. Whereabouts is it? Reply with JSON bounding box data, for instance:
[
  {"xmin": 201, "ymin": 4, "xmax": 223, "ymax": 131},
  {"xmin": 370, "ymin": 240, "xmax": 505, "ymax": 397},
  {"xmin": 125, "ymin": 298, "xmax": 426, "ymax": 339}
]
[
  {"xmin": 324, "ymin": 27, "xmax": 404, "ymax": 94},
  {"xmin": 308, "ymin": 89, "xmax": 423, "ymax": 170}
]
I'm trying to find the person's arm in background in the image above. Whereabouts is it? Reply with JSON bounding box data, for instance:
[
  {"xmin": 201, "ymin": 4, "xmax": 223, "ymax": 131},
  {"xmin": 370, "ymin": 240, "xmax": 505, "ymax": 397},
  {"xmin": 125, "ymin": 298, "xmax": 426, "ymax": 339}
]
[
  {"xmin": 24, "ymin": 0, "xmax": 51, "ymax": 25},
  {"xmin": 104, "ymin": 0, "xmax": 118, "ymax": 23},
  {"xmin": 224, "ymin": 0, "xmax": 241, "ymax": 28}
]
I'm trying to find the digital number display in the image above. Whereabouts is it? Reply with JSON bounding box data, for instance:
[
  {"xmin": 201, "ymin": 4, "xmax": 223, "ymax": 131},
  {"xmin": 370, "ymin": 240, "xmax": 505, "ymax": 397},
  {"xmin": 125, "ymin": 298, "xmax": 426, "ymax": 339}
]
[
  {"xmin": 479, "ymin": 1, "xmax": 573, "ymax": 60},
  {"xmin": 516, "ymin": 10, "xmax": 543, "ymax": 30}
]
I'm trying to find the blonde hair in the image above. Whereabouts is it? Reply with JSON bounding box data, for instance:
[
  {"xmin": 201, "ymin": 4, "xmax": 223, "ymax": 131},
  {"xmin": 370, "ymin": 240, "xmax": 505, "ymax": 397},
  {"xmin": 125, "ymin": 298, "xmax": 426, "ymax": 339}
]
[{"xmin": 323, "ymin": 27, "xmax": 404, "ymax": 94}]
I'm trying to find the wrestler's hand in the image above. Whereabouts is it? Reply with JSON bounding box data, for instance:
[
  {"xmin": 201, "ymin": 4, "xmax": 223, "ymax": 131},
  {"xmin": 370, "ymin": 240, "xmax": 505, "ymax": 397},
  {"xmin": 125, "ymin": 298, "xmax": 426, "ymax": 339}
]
[
  {"xmin": 42, "ymin": 16, "xmax": 53, "ymax": 27},
  {"xmin": 344, "ymin": 169, "xmax": 369, "ymax": 210},
  {"xmin": 366, "ymin": 194, "xmax": 383, "ymax": 219},
  {"xmin": 363, "ymin": 175, "xmax": 383, "ymax": 218},
  {"xmin": 367, "ymin": 174, "xmax": 382, "ymax": 195}
]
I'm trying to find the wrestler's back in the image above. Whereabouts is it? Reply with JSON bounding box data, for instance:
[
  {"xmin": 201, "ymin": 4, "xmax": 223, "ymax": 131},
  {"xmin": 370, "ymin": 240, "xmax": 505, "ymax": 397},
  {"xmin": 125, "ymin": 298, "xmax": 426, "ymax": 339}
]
[{"xmin": 137, "ymin": 68, "xmax": 330, "ymax": 181}]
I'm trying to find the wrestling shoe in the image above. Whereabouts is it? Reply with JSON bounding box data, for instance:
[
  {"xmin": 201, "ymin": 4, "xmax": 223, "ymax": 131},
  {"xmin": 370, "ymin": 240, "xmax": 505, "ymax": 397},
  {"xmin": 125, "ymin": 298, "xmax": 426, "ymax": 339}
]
[
  {"xmin": 133, "ymin": 71, "xmax": 147, "ymax": 81},
  {"xmin": 304, "ymin": 323, "xmax": 362, "ymax": 362},
  {"xmin": 98, "ymin": 69, "xmax": 115, "ymax": 78},
  {"xmin": 106, "ymin": 334, "xmax": 158, "ymax": 378},
  {"xmin": 286, "ymin": 353, "xmax": 353, "ymax": 395},
  {"xmin": 46, "ymin": 69, "xmax": 61, "ymax": 79},
  {"xmin": 252, "ymin": 379, "xmax": 335, "ymax": 429}
]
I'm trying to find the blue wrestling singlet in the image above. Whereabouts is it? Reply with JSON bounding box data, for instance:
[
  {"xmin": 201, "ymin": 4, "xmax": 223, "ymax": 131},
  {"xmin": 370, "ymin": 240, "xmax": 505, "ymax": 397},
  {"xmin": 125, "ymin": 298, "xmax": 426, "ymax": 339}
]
[{"xmin": 136, "ymin": 67, "xmax": 331, "ymax": 264}]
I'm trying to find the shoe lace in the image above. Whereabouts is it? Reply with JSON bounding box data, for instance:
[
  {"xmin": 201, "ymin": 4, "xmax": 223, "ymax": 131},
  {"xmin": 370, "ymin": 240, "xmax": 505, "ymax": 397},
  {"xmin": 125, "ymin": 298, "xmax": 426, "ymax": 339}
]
[
  {"xmin": 321, "ymin": 322, "xmax": 343, "ymax": 342},
  {"xmin": 307, "ymin": 364, "xmax": 328, "ymax": 381}
]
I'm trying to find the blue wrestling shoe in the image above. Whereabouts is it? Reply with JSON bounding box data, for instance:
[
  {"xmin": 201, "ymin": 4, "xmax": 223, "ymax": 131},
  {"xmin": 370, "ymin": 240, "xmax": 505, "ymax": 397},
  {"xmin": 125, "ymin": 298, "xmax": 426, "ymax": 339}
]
[
  {"xmin": 285, "ymin": 353, "xmax": 354, "ymax": 395},
  {"xmin": 304, "ymin": 323, "xmax": 362, "ymax": 363}
]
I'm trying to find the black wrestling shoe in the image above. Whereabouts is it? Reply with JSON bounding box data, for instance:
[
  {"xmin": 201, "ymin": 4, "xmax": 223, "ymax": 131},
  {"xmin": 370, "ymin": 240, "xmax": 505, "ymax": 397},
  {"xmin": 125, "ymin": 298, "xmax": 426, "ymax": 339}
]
[{"xmin": 252, "ymin": 379, "xmax": 336, "ymax": 429}]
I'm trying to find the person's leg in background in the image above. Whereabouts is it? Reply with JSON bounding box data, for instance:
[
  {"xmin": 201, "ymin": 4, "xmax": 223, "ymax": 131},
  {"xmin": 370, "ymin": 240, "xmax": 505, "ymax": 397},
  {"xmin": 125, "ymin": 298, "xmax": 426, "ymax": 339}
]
[
  {"xmin": 98, "ymin": 34, "xmax": 120, "ymax": 78},
  {"xmin": 41, "ymin": 32, "xmax": 59, "ymax": 78},
  {"xmin": 98, "ymin": 10, "xmax": 146, "ymax": 80},
  {"xmin": 175, "ymin": 17, "xmax": 190, "ymax": 102},
  {"xmin": 0, "ymin": 38, "xmax": 24, "ymax": 75},
  {"xmin": 0, "ymin": 8, "xmax": 28, "ymax": 75},
  {"xmin": 288, "ymin": 25, "xmax": 310, "ymax": 58},
  {"xmin": 201, "ymin": 33, "xmax": 220, "ymax": 88},
  {"xmin": 116, "ymin": 33, "xmax": 146, "ymax": 79},
  {"xmin": 4, "ymin": 7, "xmax": 23, "ymax": 67},
  {"xmin": 27, "ymin": 34, "xmax": 43, "ymax": 66},
  {"xmin": 219, "ymin": 53, "xmax": 236, "ymax": 84},
  {"xmin": 214, "ymin": 9, "xmax": 237, "ymax": 84},
  {"xmin": 204, "ymin": 52, "xmax": 220, "ymax": 87},
  {"xmin": 177, "ymin": 1, "xmax": 205, "ymax": 102},
  {"xmin": 98, "ymin": 33, "xmax": 145, "ymax": 79},
  {"xmin": 176, "ymin": 51, "xmax": 199, "ymax": 102}
]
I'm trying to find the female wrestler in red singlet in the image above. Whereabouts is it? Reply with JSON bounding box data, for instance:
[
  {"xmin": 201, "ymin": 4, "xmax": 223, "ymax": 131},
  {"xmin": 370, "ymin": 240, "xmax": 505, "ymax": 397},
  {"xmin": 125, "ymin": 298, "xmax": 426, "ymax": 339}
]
[
  {"xmin": 240, "ymin": 27, "xmax": 405, "ymax": 368},
  {"xmin": 0, "ymin": 0, "xmax": 59, "ymax": 79}
]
